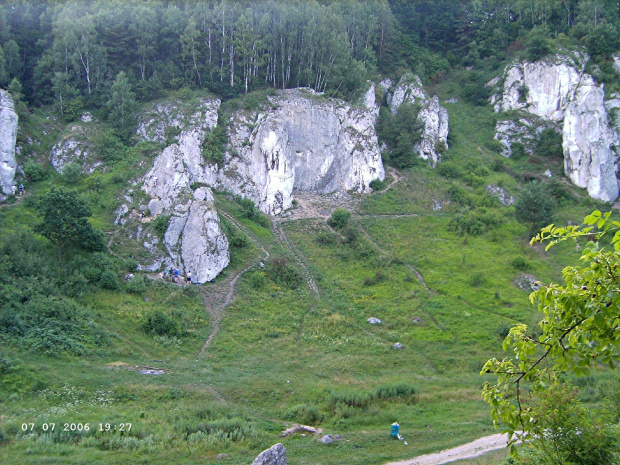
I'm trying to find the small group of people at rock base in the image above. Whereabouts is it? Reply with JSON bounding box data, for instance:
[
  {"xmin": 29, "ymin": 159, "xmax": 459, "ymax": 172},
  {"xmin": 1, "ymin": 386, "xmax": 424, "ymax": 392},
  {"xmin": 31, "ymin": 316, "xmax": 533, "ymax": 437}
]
[
  {"xmin": 162, "ymin": 267, "xmax": 192, "ymax": 284},
  {"xmin": 11, "ymin": 184, "xmax": 24, "ymax": 196}
]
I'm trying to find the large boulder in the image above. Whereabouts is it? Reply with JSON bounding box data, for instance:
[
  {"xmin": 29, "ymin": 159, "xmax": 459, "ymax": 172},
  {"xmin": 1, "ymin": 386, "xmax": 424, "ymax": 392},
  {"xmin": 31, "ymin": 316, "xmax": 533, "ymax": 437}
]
[
  {"xmin": 251, "ymin": 443, "xmax": 286, "ymax": 465},
  {"xmin": 387, "ymin": 75, "xmax": 449, "ymax": 166},
  {"xmin": 0, "ymin": 90, "xmax": 18, "ymax": 200},
  {"xmin": 163, "ymin": 188, "xmax": 229, "ymax": 283},
  {"xmin": 204, "ymin": 88, "xmax": 385, "ymax": 215}
]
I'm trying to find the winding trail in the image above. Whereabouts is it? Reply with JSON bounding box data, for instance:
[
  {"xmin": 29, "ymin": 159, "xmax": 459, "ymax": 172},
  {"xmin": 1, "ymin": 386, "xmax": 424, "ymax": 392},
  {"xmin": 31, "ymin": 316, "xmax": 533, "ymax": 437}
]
[
  {"xmin": 198, "ymin": 211, "xmax": 269, "ymax": 355},
  {"xmin": 272, "ymin": 219, "xmax": 320, "ymax": 299},
  {"xmin": 384, "ymin": 433, "xmax": 512, "ymax": 465}
]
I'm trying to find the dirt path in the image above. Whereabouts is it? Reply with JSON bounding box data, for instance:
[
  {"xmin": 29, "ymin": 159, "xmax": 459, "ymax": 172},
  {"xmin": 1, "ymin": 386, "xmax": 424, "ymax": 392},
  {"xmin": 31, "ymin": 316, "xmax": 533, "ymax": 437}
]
[
  {"xmin": 272, "ymin": 219, "xmax": 320, "ymax": 299},
  {"xmin": 384, "ymin": 433, "xmax": 512, "ymax": 465},
  {"xmin": 198, "ymin": 211, "xmax": 270, "ymax": 355}
]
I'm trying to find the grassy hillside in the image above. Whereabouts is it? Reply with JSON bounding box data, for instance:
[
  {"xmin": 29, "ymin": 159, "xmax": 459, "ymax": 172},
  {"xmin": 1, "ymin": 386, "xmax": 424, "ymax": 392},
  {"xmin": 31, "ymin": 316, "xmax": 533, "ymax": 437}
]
[{"xmin": 1, "ymin": 75, "xmax": 618, "ymax": 465}]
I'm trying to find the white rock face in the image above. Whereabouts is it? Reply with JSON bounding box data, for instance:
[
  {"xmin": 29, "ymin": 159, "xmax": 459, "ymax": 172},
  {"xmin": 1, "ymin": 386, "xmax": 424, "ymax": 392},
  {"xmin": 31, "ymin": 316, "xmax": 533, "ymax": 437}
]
[
  {"xmin": 163, "ymin": 188, "xmax": 230, "ymax": 283},
  {"xmin": 137, "ymin": 98, "xmax": 220, "ymax": 143},
  {"xmin": 141, "ymin": 99, "xmax": 230, "ymax": 282},
  {"xmin": 491, "ymin": 53, "xmax": 620, "ymax": 202},
  {"xmin": 491, "ymin": 54, "xmax": 586, "ymax": 120},
  {"xmin": 251, "ymin": 443, "xmax": 286, "ymax": 465},
  {"xmin": 0, "ymin": 90, "xmax": 18, "ymax": 200},
  {"xmin": 387, "ymin": 75, "xmax": 449, "ymax": 165},
  {"xmin": 563, "ymin": 75, "xmax": 620, "ymax": 202},
  {"xmin": 205, "ymin": 89, "xmax": 385, "ymax": 215}
]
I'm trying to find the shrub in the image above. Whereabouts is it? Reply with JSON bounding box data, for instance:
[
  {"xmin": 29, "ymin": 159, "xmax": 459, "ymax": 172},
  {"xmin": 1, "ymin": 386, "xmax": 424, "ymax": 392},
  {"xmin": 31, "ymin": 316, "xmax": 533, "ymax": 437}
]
[
  {"xmin": 511, "ymin": 142, "xmax": 526, "ymax": 159},
  {"xmin": 126, "ymin": 274, "xmax": 147, "ymax": 294},
  {"xmin": 94, "ymin": 130, "xmax": 127, "ymax": 163},
  {"xmin": 485, "ymin": 139, "xmax": 505, "ymax": 154},
  {"xmin": 515, "ymin": 181, "xmax": 555, "ymax": 234},
  {"xmin": 535, "ymin": 128, "xmax": 563, "ymax": 158},
  {"xmin": 364, "ymin": 269, "xmax": 387, "ymax": 286},
  {"xmin": 369, "ymin": 178, "xmax": 389, "ymax": 191},
  {"xmin": 437, "ymin": 161, "xmax": 461, "ymax": 179},
  {"xmin": 315, "ymin": 231, "xmax": 336, "ymax": 245},
  {"xmin": 470, "ymin": 272, "xmax": 486, "ymax": 287},
  {"xmin": 152, "ymin": 214, "xmax": 170, "ymax": 237},
  {"xmin": 510, "ymin": 257, "xmax": 531, "ymax": 271},
  {"xmin": 62, "ymin": 162, "xmax": 83, "ymax": 184},
  {"xmin": 100, "ymin": 270, "xmax": 120, "ymax": 290},
  {"xmin": 285, "ymin": 404, "xmax": 323, "ymax": 425},
  {"xmin": 327, "ymin": 208, "xmax": 351, "ymax": 229},
  {"xmin": 374, "ymin": 383, "xmax": 417, "ymax": 401},
  {"xmin": 142, "ymin": 311, "xmax": 180, "ymax": 337},
  {"xmin": 23, "ymin": 161, "xmax": 48, "ymax": 182},
  {"xmin": 267, "ymin": 258, "xmax": 302, "ymax": 290},
  {"xmin": 246, "ymin": 270, "xmax": 268, "ymax": 290},
  {"xmin": 449, "ymin": 208, "xmax": 504, "ymax": 236}
]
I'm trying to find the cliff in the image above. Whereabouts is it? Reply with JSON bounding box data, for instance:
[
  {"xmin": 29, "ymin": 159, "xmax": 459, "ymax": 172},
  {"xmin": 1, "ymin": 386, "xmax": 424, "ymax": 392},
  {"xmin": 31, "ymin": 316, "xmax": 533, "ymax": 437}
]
[
  {"xmin": 490, "ymin": 53, "xmax": 620, "ymax": 202},
  {"xmin": 203, "ymin": 88, "xmax": 385, "ymax": 215},
  {"xmin": 0, "ymin": 90, "xmax": 18, "ymax": 200}
]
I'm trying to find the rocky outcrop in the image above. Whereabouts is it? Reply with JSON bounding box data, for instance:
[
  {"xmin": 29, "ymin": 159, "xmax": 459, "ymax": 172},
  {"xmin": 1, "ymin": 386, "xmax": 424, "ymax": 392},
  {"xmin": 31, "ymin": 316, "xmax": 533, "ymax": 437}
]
[
  {"xmin": 494, "ymin": 116, "xmax": 558, "ymax": 157},
  {"xmin": 137, "ymin": 97, "xmax": 220, "ymax": 144},
  {"xmin": 563, "ymin": 75, "xmax": 620, "ymax": 202},
  {"xmin": 204, "ymin": 88, "xmax": 384, "ymax": 215},
  {"xmin": 387, "ymin": 75, "xmax": 449, "ymax": 165},
  {"xmin": 251, "ymin": 443, "xmax": 286, "ymax": 465},
  {"xmin": 140, "ymin": 99, "xmax": 229, "ymax": 282},
  {"xmin": 0, "ymin": 90, "xmax": 18, "ymax": 200},
  {"xmin": 490, "ymin": 53, "xmax": 620, "ymax": 202},
  {"xmin": 162, "ymin": 187, "xmax": 229, "ymax": 283},
  {"xmin": 50, "ymin": 125, "xmax": 100, "ymax": 174},
  {"xmin": 490, "ymin": 53, "xmax": 587, "ymax": 120}
]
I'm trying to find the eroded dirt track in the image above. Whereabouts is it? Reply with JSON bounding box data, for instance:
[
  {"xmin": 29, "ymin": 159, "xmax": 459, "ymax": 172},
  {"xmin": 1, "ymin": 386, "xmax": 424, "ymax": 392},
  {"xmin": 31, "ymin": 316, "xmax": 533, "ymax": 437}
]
[{"xmin": 384, "ymin": 433, "xmax": 512, "ymax": 465}]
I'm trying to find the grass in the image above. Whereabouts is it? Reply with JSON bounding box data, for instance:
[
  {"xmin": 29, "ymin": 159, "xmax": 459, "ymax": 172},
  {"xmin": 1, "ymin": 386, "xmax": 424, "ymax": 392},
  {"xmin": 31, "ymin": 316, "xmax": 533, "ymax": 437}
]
[{"xmin": 1, "ymin": 80, "xmax": 619, "ymax": 465}]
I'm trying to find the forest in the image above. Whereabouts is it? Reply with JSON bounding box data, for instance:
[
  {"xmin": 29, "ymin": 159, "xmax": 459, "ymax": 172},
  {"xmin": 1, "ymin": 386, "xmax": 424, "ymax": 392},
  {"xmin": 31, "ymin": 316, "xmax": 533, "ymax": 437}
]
[{"xmin": 1, "ymin": 0, "xmax": 619, "ymax": 112}]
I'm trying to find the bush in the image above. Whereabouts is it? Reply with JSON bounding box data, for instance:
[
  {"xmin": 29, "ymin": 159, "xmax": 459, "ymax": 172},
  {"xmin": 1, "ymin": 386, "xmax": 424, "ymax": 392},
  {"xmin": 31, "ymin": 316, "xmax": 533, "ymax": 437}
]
[
  {"xmin": 94, "ymin": 130, "xmax": 127, "ymax": 163},
  {"xmin": 152, "ymin": 214, "xmax": 170, "ymax": 237},
  {"xmin": 510, "ymin": 257, "xmax": 531, "ymax": 271},
  {"xmin": 267, "ymin": 258, "xmax": 302, "ymax": 290},
  {"xmin": 470, "ymin": 272, "xmax": 486, "ymax": 287},
  {"xmin": 511, "ymin": 142, "xmax": 526, "ymax": 159},
  {"xmin": 364, "ymin": 269, "xmax": 387, "ymax": 286},
  {"xmin": 515, "ymin": 181, "xmax": 555, "ymax": 234},
  {"xmin": 369, "ymin": 178, "xmax": 389, "ymax": 191},
  {"xmin": 246, "ymin": 270, "xmax": 268, "ymax": 290},
  {"xmin": 62, "ymin": 162, "xmax": 83, "ymax": 184},
  {"xmin": 126, "ymin": 274, "xmax": 147, "ymax": 294},
  {"xmin": 284, "ymin": 404, "xmax": 323, "ymax": 425},
  {"xmin": 23, "ymin": 161, "xmax": 48, "ymax": 182},
  {"xmin": 327, "ymin": 208, "xmax": 352, "ymax": 229},
  {"xmin": 100, "ymin": 270, "xmax": 120, "ymax": 290},
  {"xmin": 535, "ymin": 128, "xmax": 563, "ymax": 158},
  {"xmin": 142, "ymin": 311, "xmax": 180, "ymax": 337},
  {"xmin": 449, "ymin": 208, "xmax": 504, "ymax": 236},
  {"xmin": 437, "ymin": 161, "xmax": 461, "ymax": 179}
]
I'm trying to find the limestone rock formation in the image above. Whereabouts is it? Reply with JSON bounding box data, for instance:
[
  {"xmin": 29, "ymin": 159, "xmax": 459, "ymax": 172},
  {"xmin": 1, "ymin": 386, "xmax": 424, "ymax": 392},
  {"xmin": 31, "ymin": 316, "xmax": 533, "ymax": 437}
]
[
  {"xmin": 490, "ymin": 54, "xmax": 620, "ymax": 202},
  {"xmin": 50, "ymin": 125, "xmax": 101, "ymax": 174},
  {"xmin": 387, "ymin": 75, "xmax": 449, "ymax": 165},
  {"xmin": 162, "ymin": 188, "xmax": 230, "ymax": 283},
  {"xmin": 490, "ymin": 54, "xmax": 587, "ymax": 120},
  {"xmin": 493, "ymin": 116, "xmax": 558, "ymax": 157},
  {"xmin": 563, "ymin": 75, "xmax": 620, "ymax": 202},
  {"xmin": 204, "ymin": 88, "xmax": 385, "ymax": 215},
  {"xmin": 136, "ymin": 97, "xmax": 220, "ymax": 143},
  {"xmin": 0, "ymin": 90, "xmax": 18, "ymax": 201},
  {"xmin": 251, "ymin": 443, "xmax": 286, "ymax": 465}
]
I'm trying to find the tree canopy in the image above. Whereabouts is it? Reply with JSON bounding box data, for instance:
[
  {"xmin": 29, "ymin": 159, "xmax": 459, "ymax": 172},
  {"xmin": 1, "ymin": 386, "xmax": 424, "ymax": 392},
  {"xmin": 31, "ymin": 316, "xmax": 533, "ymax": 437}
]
[
  {"xmin": 482, "ymin": 210, "xmax": 620, "ymax": 447},
  {"xmin": 33, "ymin": 187, "xmax": 103, "ymax": 262}
]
